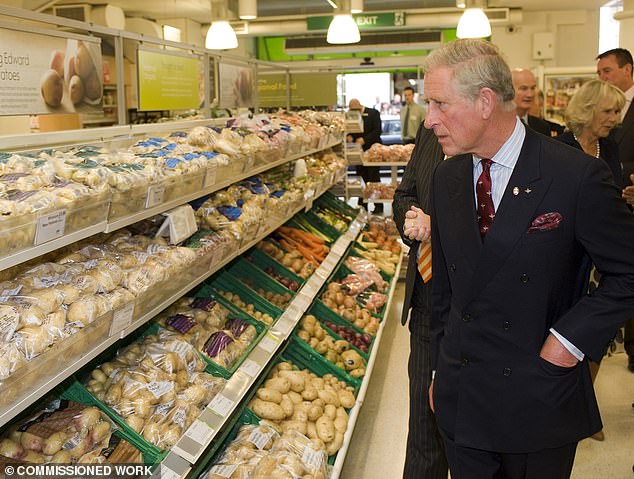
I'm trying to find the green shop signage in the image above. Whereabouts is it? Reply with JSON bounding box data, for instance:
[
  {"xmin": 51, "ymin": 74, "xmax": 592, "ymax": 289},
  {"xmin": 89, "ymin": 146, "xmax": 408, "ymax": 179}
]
[{"xmin": 306, "ymin": 12, "xmax": 406, "ymax": 31}]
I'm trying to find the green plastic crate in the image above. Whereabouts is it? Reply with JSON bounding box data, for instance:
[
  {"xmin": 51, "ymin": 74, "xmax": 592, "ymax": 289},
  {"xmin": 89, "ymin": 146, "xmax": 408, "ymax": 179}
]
[
  {"xmin": 297, "ymin": 210, "xmax": 343, "ymax": 241},
  {"xmin": 60, "ymin": 380, "xmax": 165, "ymax": 457},
  {"xmin": 196, "ymin": 282, "xmax": 281, "ymax": 328},
  {"xmin": 315, "ymin": 191, "xmax": 359, "ymax": 219},
  {"xmin": 245, "ymin": 246, "xmax": 306, "ymax": 287},
  {"xmin": 308, "ymin": 300, "xmax": 374, "ymax": 357},
  {"xmin": 223, "ymin": 261, "xmax": 295, "ymax": 309},
  {"xmin": 325, "ymin": 261, "xmax": 388, "ymax": 319},
  {"xmin": 206, "ymin": 271, "xmax": 286, "ymax": 319},
  {"xmin": 233, "ymin": 255, "xmax": 301, "ymax": 296},
  {"xmin": 159, "ymin": 307, "xmax": 267, "ymax": 380},
  {"xmin": 191, "ymin": 407, "xmax": 262, "ymax": 479}
]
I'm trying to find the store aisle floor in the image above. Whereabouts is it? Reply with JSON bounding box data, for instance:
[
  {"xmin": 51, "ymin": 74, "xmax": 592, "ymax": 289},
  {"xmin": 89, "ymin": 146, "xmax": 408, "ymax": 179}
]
[{"xmin": 341, "ymin": 281, "xmax": 634, "ymax": 479}]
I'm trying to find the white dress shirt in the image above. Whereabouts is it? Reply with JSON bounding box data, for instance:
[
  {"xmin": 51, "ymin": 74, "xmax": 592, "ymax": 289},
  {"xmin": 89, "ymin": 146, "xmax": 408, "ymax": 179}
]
[{"xmin": 471, "ymin": 117, "xmax": 584, "ymax": 361}]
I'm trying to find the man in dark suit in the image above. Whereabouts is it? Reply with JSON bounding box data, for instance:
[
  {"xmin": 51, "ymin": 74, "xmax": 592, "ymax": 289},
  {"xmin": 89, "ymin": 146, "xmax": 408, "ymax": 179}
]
[
  {"xmin": 418, "ymin": 38, "xmax": 634, "ymax": 479},
  {"xmin": 348, "ymin": 98, "xmax": 383, "ymax": 212},
  {"xmin": 393, "ymin": 125, "xmax": 449, "ymax": 479},
  {"xmin": 597, "ymin": 48, "xmax": 634, "ymax": 372},
  {"xmin": 512, "ymin": 68, "xmax": 558, "ymax": 137}
]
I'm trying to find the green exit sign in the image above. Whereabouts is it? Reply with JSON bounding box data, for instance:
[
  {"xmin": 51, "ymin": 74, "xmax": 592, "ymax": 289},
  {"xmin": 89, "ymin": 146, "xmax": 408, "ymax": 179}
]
[{"xmin": 306, "ymin": 12, "xmax": 407, "ymax": 31}]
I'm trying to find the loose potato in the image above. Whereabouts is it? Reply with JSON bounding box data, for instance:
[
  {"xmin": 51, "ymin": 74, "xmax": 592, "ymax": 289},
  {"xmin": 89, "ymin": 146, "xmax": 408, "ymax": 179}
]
[
  {"xmin": 264, "ymin": 377, "xmax": 291, "ymax": 394},
  {"xmin": 256, "ymin": 387, "xmax": 283, "ymax": 404},
  {"xmin": 338, "ymin": 389, "xmax": 356, "ymax": 409},
  {"xmin": 279, "ymin": 395, "xmax": 294, "ymax": 418},
  {"xmin": 324, "ymin": 404, "xmax": 336, "ymax": 420},
  {"xmin": 278, "ymin": 370, "xmax": 305, "ymax": 392},
  {"xmin": 315, "ymin": 416, "xmax": 335, "ymax": 443},
  {"xmin": 280, "ymin": 420, "xmax": 307, "ymax": 436},
  {"xmin": 307, "ymin": 405, "xmax": 323, "ymax": 422},
  {"xmin": 251, "ymin": 399, "xmax": 286, "ymax": 421},
  {"xmin": 301, "ymin": 387, "xmax": 318, "ymax": 401},
  {"xmin": 287, "ymin": 391, "xmax": 302, "ymax": 404},
  {"xmin": 325, "ymin": 432, "xmax": 345, "ymax": 455},
  {"xmin": 317, "ymin": 390, "xmax": 339, "ymax": 407}
]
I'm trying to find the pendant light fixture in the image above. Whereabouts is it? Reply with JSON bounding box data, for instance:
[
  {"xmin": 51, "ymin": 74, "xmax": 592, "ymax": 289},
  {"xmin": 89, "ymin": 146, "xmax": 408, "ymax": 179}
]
[
  {"xmin": 206, "ymin": 0, "xmax": 238, "ymax": 50},
  {"xmin": 238, "ymin": 0, "xmax": 257, "ymax": 20},
  {"xmin": 456, "ymin": 0, "xmax": 491, "ymax": 39},
  {"xmin": 327, "ymin": 0, "xmax": 360, "ymax": 45}
]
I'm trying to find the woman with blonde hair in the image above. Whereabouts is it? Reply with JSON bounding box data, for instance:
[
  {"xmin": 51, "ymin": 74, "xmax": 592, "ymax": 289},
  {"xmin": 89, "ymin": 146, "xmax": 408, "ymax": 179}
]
[
  {"xmin": 557, "ymin": 79, "xmax": 626, "ymax": 442},
  {"xmin": 558, "ymin": 79, "xmax": 625, "ymax": 188}
]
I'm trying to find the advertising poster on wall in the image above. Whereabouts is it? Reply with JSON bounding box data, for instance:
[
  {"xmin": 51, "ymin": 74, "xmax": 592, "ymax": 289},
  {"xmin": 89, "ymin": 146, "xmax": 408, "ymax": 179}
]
[
  {"xmin": 138, "ymin": 48, "xmax": 200, "ymax": 111},
  {"xmin": 258, "ymin": 73, "xmax": 337, "ymax": 108},
  {"xmin": 218, "ymin": 61, "xmax": 254, "ymax": 108},
  {"xmin": 0, "ymin": 28, "xmax": 102, "ymax": 116}
]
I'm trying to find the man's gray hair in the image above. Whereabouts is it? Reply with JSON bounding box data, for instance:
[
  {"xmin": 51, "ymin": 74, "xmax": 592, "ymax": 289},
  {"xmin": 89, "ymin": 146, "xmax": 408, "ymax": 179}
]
[{"xmin": 423, "ymin": 39, "xmax": 515, "ymax": 108}]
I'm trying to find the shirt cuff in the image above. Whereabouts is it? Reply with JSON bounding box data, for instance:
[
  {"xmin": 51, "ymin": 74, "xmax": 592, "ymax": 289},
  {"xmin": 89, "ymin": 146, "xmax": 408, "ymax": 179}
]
[
  {"xmin": 549, "ymin": 328, "xmax": 585, "ymax": 361},
  {"xmin": 431, "ymin": 370, "xmax": 436, "ymax": 380}
]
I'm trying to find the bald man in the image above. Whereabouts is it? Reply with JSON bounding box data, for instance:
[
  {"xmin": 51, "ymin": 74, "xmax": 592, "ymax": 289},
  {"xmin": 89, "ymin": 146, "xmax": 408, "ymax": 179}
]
[{"xmin": 512, "ymin": 68, "xmax": 557, "ymax": 137}]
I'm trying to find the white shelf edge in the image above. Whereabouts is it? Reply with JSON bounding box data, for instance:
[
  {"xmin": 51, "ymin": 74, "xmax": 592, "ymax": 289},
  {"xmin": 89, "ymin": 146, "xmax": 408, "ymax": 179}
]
[
  {"xmin": 0, "ymin": 221, "xmax": 107, "ymax": 272},
  {"xmin": 104, "ymin": 140, "xmax": 342, "ymax": 233}
]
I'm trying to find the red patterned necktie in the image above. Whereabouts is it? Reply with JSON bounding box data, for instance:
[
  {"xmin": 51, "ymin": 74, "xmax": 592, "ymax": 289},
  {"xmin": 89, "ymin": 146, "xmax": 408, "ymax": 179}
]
[{"xmin": 476, "ymin": 158, "xmax": 495, "ymax": 238}]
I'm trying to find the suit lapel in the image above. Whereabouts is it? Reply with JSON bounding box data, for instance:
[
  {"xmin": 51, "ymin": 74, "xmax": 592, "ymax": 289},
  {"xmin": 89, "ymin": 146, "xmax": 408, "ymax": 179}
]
[
  {"xmin": 469, "ymin": 131, "xmax": 552, "ymax": 300},
  {"xmin": 445, "ymin": 155, "xmax": 482, "ymax": 270}
]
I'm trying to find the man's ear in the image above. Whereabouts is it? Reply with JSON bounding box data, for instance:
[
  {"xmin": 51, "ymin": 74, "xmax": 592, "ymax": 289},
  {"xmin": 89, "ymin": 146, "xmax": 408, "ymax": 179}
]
[{"xmin": 478, "ymin": 87, "xmax": 497, "ymax": 119}]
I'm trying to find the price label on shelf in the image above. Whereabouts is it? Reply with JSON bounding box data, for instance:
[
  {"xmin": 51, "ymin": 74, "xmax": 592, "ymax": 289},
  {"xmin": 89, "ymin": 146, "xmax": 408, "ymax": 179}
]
[
  {"xmin": 208, "ymin": 394, "xmax": 235, "ymax": 418},
  {"xmin": 294, "ymin": 294, "xmax": 312, "ymax": 312},
  {"xmin": 323, "ymin": 255, "xmax": 339, "ymax": 271},
  {"xmin": 208, "ymin": 464, "xmax": 238, "ymax": 478},
  {"xmin": 34, "ymin": 209, "xmax": 67, "ymax": 246},
  {"xmin": 275, "ymin": 316, "xmax": 295, "ymax": 337},
  {"xmin": 146, "ymin": 185, "xmax": 166, "ymax": 209},
  {"xmin": 204, "ymin": 165, "xmax": 217, "ymax": 188},
  {"xmin": 239, "ymin": 358, "xmax": 262, "ymax": 378},
  {"xmin": 109, "ymin": 302, "xmax": 135, "ymax": 337},
  {"xmin": 157, "ymin": 464, "xmax": 181, "ymax": 479},
  {"xmin": 304, "ymin": 188, "xmax": 316, "ymax": 212},
  {"xmin": 157, "ymin": 205, "xmax": 198, "ymax": 245},
  {"xmin": 184, "ymin": 419, "xmax": 215, "ymax": 445},
  {"xmin": 258, "ymin": 333, "xmax": 280, "ymax": 353}
]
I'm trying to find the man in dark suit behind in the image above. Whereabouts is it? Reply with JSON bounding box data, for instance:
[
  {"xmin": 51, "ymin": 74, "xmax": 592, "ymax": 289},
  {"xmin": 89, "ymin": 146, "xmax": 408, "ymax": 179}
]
[
  {"xmin": 512, "ymin": 68, "xmax": 559, "ymax": 137},
  {"xmin": 597, "ymin": 48, "xmax": 634, "ymax": 372},
  {"xmin": 393, "ymin": 124, "xmax": 448, "ymax": 479},
  {"xmin": 418, "ymin": 38, "xmax": 634, "ymax": 479}
]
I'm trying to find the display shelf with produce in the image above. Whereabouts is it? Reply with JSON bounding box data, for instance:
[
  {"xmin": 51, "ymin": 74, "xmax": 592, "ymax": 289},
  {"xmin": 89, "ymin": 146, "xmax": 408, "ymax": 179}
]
[{"xmin": 0, "ymin": 187, "xmax": 345, "ymax": 429}]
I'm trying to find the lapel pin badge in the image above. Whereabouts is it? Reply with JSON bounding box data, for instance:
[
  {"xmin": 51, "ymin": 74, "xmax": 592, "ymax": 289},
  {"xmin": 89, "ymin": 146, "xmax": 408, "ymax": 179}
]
[
  {"xmin": 513, "ymin": 187, "xmax": 519, "ymax": 196},
  {"xmin": 525, "ymin": 187, "xmax": 532, "ymax": 194}
]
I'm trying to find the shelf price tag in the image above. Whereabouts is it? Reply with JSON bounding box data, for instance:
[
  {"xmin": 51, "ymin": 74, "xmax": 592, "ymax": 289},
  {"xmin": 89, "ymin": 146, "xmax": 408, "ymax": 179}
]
[
  {"xmin": 258, "ymin": 332, "xmax": 281, "ymax": 353},
  {"xmin": 295, "ymin": 294, "xmax": 312, "ymax": 311},
  {"xmin": 156, "ymin": 205, "xmax": 198, "ymax": 245},
  {"xmin": 157, "ymin": 464, "xmax": 181, "ymax": 479},
  {"xmin": 301, "ymin": 280, "xmax": 319, "ymax": 298},
  {"xmin": 208, "ymin": 394, "xmax": 235, "ymax": 418},
  {"xmin": 332, "ymin": 239, "xmax": 347, "ymax": 257},
  {"xmin": 34, "ymin": 209, "xmax": 67, "ymax": 245},
  {"xmin": 109, "ymin": 302, "xmax": 135, "ymax": 337},
  {"xmin": 208, "ymin": 464, "xmax": 238, "ymax": 478},
  {"xmin": 204, "ymin": 164, "xmax": 217, "ymax": 188},
  {"xmin": 146, "ymin": 184, "xmax": 166, "ymax": 209},
  {"xmin": 184, "ymin": 419, "xmax": 215, "ymax": 446},
  {"xmin": 304, "ymin": 189, "xmax": 316, "ymax": 212},
  {"xmin": 238, "ymin": 358, "xmax": 262, "ymax": 378}
]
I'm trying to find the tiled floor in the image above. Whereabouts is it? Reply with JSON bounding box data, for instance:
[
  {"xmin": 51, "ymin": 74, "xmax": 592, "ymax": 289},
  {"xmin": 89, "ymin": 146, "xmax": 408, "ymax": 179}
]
[{"xmin": 341, "ymin": 281, "xmax": 634, "ymax": 479}]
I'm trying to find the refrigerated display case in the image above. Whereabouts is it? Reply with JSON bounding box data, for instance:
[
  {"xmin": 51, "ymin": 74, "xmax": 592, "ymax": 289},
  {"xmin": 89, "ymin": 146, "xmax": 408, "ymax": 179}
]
[{"xmin": 537, "ymin": 66, "xmax": 596, "ymax": 125}]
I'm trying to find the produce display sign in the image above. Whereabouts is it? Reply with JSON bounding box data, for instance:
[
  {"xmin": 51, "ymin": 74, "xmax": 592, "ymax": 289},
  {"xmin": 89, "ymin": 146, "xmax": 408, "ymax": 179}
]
[
  {"xmin": 137, "ymin": 48, "xmax": 200, "ymax": 111},
  {"xmin": 0, "ymin": 28, "xmax": 103, "ymax": 116},
  {"xmin": 258, "ymin": 73, "xmax": 337, "ymax": 108},
  {"xmin": 218, "ymin": 61, "xmax": 255, "ymax": 108}
]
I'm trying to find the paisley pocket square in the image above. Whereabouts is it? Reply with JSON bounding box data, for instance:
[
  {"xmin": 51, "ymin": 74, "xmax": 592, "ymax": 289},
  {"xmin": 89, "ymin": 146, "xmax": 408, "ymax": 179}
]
[{"xmin": 528, "ymin": 212, "xmax": 562, "ymax": 233}]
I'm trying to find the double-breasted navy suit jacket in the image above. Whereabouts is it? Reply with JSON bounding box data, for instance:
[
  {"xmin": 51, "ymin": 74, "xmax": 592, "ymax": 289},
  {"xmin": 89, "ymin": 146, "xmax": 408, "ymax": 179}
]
[{"xmin": 429, "ymin": 128, "xmax": 634, "ymax": 453}]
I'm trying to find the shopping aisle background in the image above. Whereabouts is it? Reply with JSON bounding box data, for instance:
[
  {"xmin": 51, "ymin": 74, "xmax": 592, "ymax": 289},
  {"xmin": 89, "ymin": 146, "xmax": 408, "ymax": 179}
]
[{"xmin": 342, "ymin": 281, "xmax": 634, "ymax": 479}]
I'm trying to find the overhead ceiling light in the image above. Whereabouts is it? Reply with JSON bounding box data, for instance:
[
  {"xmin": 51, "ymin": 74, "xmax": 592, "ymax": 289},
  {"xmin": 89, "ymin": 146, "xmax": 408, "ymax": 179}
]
[
  {"xmin": 327, "ymin": 0, "xmax": 360, "ymax": 44},
  {"xmin": 206, "ymin": 0, "xmax": 238, "ymax": 49},
  {"xmin": 456, "ymin": 0, "xmax": 491, "ymax": 38},
  {"xmin": 239, "ymin": 0, "xmax": 257, "ymax": 20},
  {"xmin": 351, "ymin": 0, "xmax": 363, "ymax": 13},
  {"xmin": 456, "ymin": 0, "xmax": 466, "ymax": 7}
]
